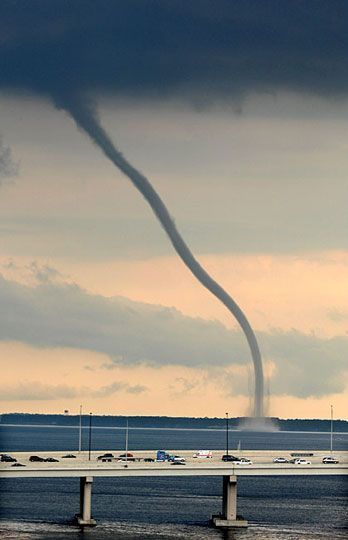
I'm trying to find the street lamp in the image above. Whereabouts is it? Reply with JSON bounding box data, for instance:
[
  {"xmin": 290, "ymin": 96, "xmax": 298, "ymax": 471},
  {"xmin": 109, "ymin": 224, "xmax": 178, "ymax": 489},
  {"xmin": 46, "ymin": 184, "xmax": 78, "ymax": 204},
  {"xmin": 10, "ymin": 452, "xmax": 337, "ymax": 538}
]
[
  {"xmin": 225, "ymin": 412, "xmax": 229, "ymax": 456},
  {"xmin": 330, "ymin": 404, "xmax": 333, "ymax": 454},
  {"xmin": 88, "ymin": 412, "xmax": 92, "ymax": 461},
  {"xmin": 78, "ymin": 404, "xmax": 82, "ymax": 454},
  {"xmin": 124, "ymin": 418, "xmax": 129, "ymax": 468}
]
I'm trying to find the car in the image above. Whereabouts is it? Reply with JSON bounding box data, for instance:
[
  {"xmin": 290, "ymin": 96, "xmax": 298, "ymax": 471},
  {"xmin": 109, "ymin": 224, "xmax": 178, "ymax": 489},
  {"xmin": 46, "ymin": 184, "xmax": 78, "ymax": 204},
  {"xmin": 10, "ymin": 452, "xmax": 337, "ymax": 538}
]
[
  {"xmin": 233, "ymin": 458, "xmax": 252, "ymax": 465},
  {"xmin": 29, "ymin": 455, "xmax": 45, "ymax": 462},
  {"xmin": 322, "ymin": 456, "xmax": 339, "ymax": 464},
  {"xmin": 273, "ymin": 457, "xmax": 289, "ymax": 463},
  {"xmin": 45, "ymin": 457, "xmax": 59, "ymax": 462},
  {"xmin": 222, "ymin": 455, "xmax": 239, "ymax": 462},
  {"xmin": 170, "ymin": 461, "xmax": 186, "ymax": 465},
  {"xmin": 144, "ymin": 458, "xmax": 155, "ymax": 462},
  {"xmin": 97, "ymin": 453, "xmax": 114, "ymax": 461},
  {"xmin": 294, "ymin": 459, "xmax": 311, "ymax": 465},
  {"xmin": 11, "ymin": 463, "xmax": 26, "ymax": 467},
  {"xmin": 62, "ymin": 454, "xmax": 76, "ymax": 458},
  {"xmin": 169, "ymin": 455, "xmax": 186, "ymax": 463},
  {"xmin": 118, "ymin": 453, "xmax": 135, "ymax": 462},
  {"xmin": 0, "ymin": 455, "xmax": 17, "ymax": 463}
]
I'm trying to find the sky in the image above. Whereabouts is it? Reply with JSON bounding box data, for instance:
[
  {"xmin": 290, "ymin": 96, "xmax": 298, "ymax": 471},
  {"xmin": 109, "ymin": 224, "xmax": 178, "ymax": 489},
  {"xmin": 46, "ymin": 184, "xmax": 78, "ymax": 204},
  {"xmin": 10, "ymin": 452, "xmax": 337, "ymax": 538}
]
[{"xmin": 0, "ymin": 1, "xmax": 347, "ymax": 419}]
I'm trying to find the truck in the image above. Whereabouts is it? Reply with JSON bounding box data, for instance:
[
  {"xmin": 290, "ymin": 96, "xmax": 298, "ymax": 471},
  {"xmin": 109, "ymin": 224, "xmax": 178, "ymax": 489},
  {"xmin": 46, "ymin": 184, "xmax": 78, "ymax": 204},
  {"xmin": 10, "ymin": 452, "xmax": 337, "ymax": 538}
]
[{"xmin": 156, "ymin": 450, "xmax": 170, "ymax": 461}]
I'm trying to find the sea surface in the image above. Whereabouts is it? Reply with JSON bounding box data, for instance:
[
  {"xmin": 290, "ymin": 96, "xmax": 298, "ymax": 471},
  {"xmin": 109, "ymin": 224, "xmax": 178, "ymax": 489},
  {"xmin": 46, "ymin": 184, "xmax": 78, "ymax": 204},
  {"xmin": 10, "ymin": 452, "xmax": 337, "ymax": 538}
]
[{"xmin": 0, "ymin": 424, "xmax": 347, "ymax": 539}]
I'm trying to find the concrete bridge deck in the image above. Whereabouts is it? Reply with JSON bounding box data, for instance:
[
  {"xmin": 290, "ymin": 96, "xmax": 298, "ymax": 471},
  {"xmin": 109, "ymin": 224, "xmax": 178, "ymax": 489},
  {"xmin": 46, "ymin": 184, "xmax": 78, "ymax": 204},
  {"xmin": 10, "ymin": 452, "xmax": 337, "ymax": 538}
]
[
  {"xmin": 2, "ymin": 463, "xmax": 346, "ymax": 478},
  {"xmin": 1, "ymin": 449, "xmax": 347, "ymax": 477}
]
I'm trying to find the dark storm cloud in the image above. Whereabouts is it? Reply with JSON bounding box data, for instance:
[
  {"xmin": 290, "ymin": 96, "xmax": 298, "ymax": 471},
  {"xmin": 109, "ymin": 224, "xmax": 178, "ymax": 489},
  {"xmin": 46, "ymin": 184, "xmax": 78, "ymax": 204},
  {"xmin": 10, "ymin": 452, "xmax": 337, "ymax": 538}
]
[
  {"xmin": 0, "ymin": 273, "xmax": 346, "ymax": 398},
  {"xmin": 0, "ymin": 1, "xmax": 347, "ymax": 99}
]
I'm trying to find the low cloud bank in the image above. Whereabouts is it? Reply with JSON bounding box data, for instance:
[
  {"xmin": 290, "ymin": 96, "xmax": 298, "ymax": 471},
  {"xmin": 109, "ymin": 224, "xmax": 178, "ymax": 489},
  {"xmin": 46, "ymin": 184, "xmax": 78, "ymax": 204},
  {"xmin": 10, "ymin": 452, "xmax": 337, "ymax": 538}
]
[{"xmin": 0, "ymin": 380, "xmax": 146, "ymax": 401}]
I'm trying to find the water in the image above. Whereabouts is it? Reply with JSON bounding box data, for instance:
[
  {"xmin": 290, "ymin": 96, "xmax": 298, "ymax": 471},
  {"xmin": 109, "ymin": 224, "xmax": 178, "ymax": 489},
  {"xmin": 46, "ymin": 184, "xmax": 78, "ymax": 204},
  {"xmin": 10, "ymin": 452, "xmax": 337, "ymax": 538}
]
[
  {"xmin": 0, "ymin": 424, "xmax": 347, "ymax": 539},
  {"xmin": 2, "ymin": 424, "xmax": 348, "ymax": 453}
]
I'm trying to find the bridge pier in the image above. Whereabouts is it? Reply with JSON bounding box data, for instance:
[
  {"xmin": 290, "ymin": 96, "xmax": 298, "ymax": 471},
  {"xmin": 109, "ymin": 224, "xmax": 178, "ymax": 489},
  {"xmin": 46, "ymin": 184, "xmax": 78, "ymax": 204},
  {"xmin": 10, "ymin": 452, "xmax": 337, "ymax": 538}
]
[
  {"xmin": 212, "ymin": 475, "xmax": 248, "ymax": 528},
  {"xmin": 76, "ymin": 476, "xmax": 97, "ymax": 526}
]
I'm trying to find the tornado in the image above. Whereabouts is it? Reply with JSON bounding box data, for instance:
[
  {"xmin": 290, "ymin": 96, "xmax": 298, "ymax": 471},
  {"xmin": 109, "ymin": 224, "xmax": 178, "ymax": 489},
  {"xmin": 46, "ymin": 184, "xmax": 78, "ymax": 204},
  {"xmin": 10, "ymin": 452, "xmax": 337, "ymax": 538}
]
[{"xmin": 57, "ymin": 95, "xmax": 264, "ymax": 418}]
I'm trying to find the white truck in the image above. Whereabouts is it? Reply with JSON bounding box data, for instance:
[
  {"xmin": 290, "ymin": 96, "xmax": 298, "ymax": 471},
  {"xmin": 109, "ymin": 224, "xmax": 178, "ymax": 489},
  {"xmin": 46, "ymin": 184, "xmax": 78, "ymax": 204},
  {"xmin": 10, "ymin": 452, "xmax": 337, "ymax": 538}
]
[{"xmin": 193, "ymin": 450, "xmax": 213, "ymax": 458}]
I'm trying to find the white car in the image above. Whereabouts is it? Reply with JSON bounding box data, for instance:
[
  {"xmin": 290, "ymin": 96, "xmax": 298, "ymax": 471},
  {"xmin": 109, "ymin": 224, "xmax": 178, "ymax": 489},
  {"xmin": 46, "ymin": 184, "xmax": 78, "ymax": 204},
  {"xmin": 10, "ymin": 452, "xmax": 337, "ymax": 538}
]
[
  {"xmin": 273, "ymin": 457, "xmax": 289, "ymax": 463},
  {"xmin": 233, "ymin": 458, "xmax": 252, "ymax": 465},
  {"xmin": 294, "ymin": 458, "xmax": 311, "ymax": 465}
]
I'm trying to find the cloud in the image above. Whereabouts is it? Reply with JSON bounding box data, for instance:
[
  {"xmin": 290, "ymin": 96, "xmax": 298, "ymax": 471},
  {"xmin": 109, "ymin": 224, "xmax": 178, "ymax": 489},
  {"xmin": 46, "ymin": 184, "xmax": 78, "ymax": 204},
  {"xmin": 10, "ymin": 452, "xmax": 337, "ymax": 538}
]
[
  {"xmin": 0, "ymin": 136, "xmax": 18, "ymax": 182},
  {"xmin": 0, "ymin": 273, "xmax": 245, "ymax": 367},
  {"xmin": 92, "ymin": 381, "xmax": 147, "ymax": 397},
  {"xmin": 27, "ymin": 261, "xmax": 64, "ymax": 284},
  {"xmin": 0, "ymin": 2, "xmax": 347, "ymax": 101},
  {"xmin": 259, "ymin": 329, "xmax": 347, "ymax": 398},
  {"xmin": 0, "ymin": 273, "xmax": 346, "ymax": 398},
  {"xmin": 0, "ymin": 382, "xmax": 78, "ymax": 401},
  {"xmin": 327, "ymin": 309, "xmax": 348, "ymax": 323},
  {"xmin": 0, "ymin": 380, "xmax": 146, "ymax": 401}
]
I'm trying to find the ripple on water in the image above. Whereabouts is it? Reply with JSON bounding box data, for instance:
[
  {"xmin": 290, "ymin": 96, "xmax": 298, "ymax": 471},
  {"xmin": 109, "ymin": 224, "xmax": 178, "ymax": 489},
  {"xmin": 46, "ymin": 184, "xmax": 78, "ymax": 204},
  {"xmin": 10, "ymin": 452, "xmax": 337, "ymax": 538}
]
[{"xmin": 0, "ymin": 521, "xmax": 347, "ymax": 540}]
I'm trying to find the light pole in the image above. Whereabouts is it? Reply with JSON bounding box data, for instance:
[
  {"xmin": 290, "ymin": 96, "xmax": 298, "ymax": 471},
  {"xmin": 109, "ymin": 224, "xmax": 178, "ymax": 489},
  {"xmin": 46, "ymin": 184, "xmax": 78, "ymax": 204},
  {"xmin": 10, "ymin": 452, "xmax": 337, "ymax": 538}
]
[
  {"xmin": 225, "ymin": 412, "xmax": 229, "ymax": 456},
  {"xmin": 125, "ymin": 418, "xmax": 129, "ymax": 467},
  {"xmin": 88, "ymin": 412, "xmax": 92, "ymax": 461},
  {"xmin": 78, "ymin": 404, "xmax": 82, "ymax": 454},
  {"xmin": 330, "ymin": 404, "xmax": 333, "ymax": 454}
]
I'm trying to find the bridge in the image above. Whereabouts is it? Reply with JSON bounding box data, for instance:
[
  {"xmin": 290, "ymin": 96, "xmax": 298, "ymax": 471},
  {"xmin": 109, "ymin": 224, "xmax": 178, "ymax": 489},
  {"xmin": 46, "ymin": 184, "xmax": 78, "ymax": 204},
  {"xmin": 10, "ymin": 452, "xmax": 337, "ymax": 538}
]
[{"xmin": 1, "ymin": 449, "xmax": 347, "ymax": 528}]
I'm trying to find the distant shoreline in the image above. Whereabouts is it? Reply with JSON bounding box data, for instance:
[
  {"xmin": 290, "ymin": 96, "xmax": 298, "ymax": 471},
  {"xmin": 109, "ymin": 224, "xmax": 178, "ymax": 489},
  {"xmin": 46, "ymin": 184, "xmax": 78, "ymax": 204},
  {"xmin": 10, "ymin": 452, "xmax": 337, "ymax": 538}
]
[{"xmin": 1, "ymin": 413, "xmax": 347, "ymax": 433}]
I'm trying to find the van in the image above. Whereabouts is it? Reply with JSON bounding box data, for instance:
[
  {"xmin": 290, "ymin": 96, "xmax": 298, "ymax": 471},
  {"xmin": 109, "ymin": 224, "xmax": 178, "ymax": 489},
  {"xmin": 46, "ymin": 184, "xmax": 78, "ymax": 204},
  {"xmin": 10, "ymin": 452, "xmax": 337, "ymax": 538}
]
[{"xmin": 193, "ymin": 450, "xmax": 213, "ymax": 458}]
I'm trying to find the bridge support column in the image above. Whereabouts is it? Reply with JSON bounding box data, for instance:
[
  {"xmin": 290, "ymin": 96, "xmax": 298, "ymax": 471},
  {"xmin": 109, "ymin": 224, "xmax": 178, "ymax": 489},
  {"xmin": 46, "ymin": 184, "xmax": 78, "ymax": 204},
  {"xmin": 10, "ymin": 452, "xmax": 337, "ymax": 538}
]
[
  {"xmin": 76, "ymin": 476, "xmax": 96, "ymax": 526},
  {"xmin": 212, "ymin": 475, "xmax": 248, "ymax": 528}
]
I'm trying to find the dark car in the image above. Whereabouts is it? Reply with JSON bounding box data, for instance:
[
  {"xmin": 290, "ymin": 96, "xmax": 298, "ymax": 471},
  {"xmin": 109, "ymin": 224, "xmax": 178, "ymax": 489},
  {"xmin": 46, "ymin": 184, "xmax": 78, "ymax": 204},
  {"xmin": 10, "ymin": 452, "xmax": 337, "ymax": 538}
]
[
  {"xmin": 97, "ymin": 453, "xmax": 114, "ymax": 461},
  {"xmin": 222, "ymin": 455, "xmax": 239, "ymax": 462},
  {"xmin": 62, "ymin": 454, "xmax": 76, "ymax": 459},
  {"xmin": 171, "ymin": 461, "xmax": 186, "ymax": 465},
  {"xmin": 45, "ymin": 457, "xmax": 59, "ymax": 462},
  {"xmin": 144, "ymin": 458, "xmax": 155, "ymax": 462},
  {"xmin": 29, "ymin": 455, "xmax": 45, "ymax": 462},
  {"xmin": 11, "ymin": 463, "xmax": 26, "ymax": 467},
  {"xmin": 1, "ymin": 454, "xmax": 17, "ymax": 463},
  {"xmin": 118, "ymin": 453, "xmax": 135, "ymax": 461}
]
